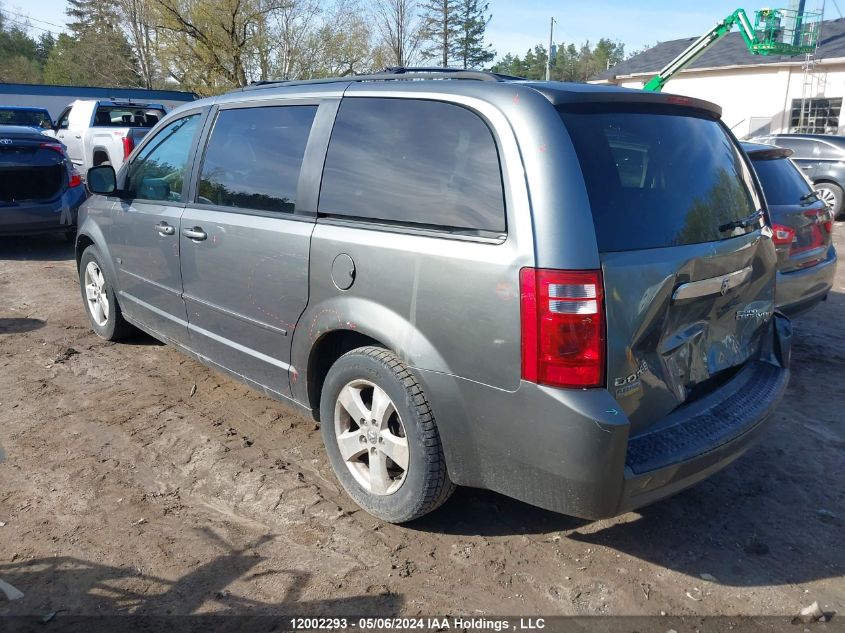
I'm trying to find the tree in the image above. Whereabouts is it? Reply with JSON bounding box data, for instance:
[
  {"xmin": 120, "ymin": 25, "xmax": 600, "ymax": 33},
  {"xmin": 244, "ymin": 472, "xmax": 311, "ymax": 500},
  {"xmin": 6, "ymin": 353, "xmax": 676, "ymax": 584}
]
[
  {"xmin": 153, "ymin": 0, "xmax": 289, "ymax": 93},
  {"xmin": 452, "ymin": 0, "xmax": 493, "ymax": 69},
  {"xmin": 35, "ymin": 32, "xmax": 55, "ymax": 65},
  {"xmin": 114, "ymin": 0, "xmax": 161, "ymax": 88},
  {"xmin": 0, "ymin": 7, "xmax": 46, "ymax": 83},
  {"xmin": 44, "ymin": 0, "xmax": 140, "ymax": 87},
  {"xmin": 266, "ymin": 0, "xmax": 322, "ymax": 80},
  {"xmin": 492, "ymin": 38, "xmax": 626, "ymax": 82},
  {"xmin": 372, "ymin": 0, "xmax": 422, "ymax": 67},
  {"xmin": 419, "ymin": 0, "xmax": 457, "ymax": 67},
  {"xmin": 297, "ymin": 0, "xmax": 373, "ymax": 77}
]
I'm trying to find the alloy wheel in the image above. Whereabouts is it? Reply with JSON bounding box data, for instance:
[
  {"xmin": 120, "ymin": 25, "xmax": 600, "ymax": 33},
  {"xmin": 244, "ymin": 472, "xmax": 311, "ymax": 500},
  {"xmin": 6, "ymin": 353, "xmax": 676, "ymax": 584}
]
[
  {"xmin": 84, "ymin": 261, "xmax": 110, "ymax": 327},
  {"xmin": 333, "ymin": 379, "xmax": 409, "ymax": 495}
]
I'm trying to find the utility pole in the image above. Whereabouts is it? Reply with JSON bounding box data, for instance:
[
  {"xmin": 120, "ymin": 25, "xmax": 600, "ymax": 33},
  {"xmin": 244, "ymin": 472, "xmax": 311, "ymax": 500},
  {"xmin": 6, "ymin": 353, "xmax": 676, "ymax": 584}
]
[{"xmin": 546, "ymin": 17, "xmax": 556, "ymax": 80}]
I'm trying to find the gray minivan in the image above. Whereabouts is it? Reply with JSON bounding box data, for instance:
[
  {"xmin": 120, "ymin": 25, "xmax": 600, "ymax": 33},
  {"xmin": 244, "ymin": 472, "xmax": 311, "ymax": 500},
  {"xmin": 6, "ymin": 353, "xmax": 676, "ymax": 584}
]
[{"xmin": 77, "ymin": 69, "xmax": 791, "ymax": 523}]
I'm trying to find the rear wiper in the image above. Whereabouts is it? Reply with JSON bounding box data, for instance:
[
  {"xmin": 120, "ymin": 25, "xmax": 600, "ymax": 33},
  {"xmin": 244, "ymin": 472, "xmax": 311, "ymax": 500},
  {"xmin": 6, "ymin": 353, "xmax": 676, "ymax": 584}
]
[
  {"xmin": 719, "ymin": 209, "xmax": 763, "ymax": 233},
  {"xmin": 800, "ymin": 190, "xmax": 821, "ymax": 203}
]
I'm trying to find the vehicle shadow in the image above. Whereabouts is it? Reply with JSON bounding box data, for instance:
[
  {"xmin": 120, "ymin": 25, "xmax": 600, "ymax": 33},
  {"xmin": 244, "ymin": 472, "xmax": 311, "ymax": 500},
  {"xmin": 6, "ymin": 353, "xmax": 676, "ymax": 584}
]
[
  {"xmin": 0, "ymin": 235, "xmax": 75, "ymax": 262},
  {"xmin": 0, "ymin": 318, "xmax": 46, "ymax": 334},
  {"xmin": 0, "ymin": 530, "xmax": 403, "ymax": 627},
  {"xmin": 117, "ymin": 330, "xmax": 166, "ymax": 347}
]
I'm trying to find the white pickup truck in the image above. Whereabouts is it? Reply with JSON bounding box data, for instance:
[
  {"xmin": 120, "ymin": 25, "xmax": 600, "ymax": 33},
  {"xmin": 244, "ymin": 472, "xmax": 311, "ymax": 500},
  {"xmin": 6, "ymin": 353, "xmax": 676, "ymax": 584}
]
[{"xmin": 46, "ymin": 100, "xmax": 167, "ymax": 175}]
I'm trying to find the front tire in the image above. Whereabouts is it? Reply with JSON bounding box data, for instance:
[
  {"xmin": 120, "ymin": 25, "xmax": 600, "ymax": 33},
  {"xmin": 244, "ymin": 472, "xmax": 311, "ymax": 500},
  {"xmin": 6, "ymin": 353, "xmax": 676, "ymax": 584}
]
[
  {"xmin": 320, "ymin": 346, "xmax": 455, "ymax": 523},
  {"xmin": 814, "ymin": 182, "xmax": 844, "ymax": 219},
  {"xmin": 79, "ymin": 246, "xmax": 133, "ymax": 341}
]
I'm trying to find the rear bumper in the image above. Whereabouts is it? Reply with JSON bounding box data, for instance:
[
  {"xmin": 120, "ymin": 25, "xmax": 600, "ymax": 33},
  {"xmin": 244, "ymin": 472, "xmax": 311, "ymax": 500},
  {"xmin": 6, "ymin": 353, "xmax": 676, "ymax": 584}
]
[
  {"xmin": 419, "ymin": 317, "xmax": 791, "ymax": 519},
  {"xmin": 0, "ymin": 186, "xmax": 86, "ymax": 236},
  {"xmin": 775, "ymin": 246, "xmax": 837, "ymax": 317},
  {"xmin": 619, "ymin": 360, "xmax": 788, "ymax": 514}
]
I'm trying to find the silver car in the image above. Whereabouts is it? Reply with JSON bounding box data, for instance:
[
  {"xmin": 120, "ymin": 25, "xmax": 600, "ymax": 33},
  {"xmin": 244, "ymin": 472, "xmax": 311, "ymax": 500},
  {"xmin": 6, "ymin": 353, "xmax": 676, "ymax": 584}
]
[{"xmin": 77, "ymin": 70, "xmax": 791, "ymax": 523}]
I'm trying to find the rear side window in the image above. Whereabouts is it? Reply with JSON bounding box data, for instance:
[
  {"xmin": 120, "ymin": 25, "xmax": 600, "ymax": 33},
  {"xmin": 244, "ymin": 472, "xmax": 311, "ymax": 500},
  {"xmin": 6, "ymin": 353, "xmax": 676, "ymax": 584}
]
[
  {"xmin": 319, "ymin": 98, "xmax": 505, "ymax": 233},
  {"xmin": 197, "ymin": 106, "xmax": 316, "ymax": 214},
  {"xmin": 751, "ymin": 157, "xmax": 813, "ymax": 205},
  {"xmin": 560, "ymin": 108, "xmax": 760, "ymax": 252}
]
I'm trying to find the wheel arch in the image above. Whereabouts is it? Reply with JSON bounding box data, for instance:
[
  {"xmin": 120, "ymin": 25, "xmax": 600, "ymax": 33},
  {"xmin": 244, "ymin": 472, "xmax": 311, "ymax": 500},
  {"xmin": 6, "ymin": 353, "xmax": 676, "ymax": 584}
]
[
  {"xmin": 304, "ymin": 328, "xmax": 385, "ymax": 420},
  {"xmin": 75, "ymin": 221, "xmax": 119, "ymax": 288},
  {"xmin": 92, "ymin": 147, "xmax": 111, "ymax": 165},
  {"xmin": 292, "ymin": 297, "xmax": 453, "ymax": 417}
]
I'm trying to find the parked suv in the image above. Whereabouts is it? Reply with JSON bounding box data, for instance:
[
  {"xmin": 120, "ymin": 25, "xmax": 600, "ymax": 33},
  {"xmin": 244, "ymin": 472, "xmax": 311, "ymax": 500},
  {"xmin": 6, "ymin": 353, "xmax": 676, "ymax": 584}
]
[
  {"xmin": 743, "ymin": 142, "xmax": 837, "ymax": 316},
  {"xmin": 751, "ymin": 133, "xmax": 845, "ymax": 218},
  {"xmin": 77, "ymin": 70, "xmax": 791, "ymax": 523}
]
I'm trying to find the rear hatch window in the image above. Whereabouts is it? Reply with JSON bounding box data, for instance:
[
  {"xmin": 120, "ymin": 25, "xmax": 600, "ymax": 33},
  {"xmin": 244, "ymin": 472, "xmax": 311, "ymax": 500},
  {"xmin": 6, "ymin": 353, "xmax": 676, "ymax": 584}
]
[
  {"xmin": 751, "ymin": 155, "xmax": 813, "ymax": 204},
  {"xmin": 94, "ymin": 106, "xmax": 165, "ymax": 128},
  {"xmin": 559, "ymin": 107, "xmax": 762, "ymax": 252}
]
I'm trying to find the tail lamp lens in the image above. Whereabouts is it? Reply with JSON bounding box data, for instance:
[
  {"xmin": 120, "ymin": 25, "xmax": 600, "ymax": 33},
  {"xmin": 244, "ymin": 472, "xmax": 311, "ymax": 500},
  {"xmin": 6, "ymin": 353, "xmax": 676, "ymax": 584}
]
[
  {"xmin": 39, "ymin": 142, "xmax": 65, "ymax": 154},
  {"xmin": 122, "ymin": 135, "xmax": 134, "ymax": 159},
  {"xmin": 520, "ymin": 268, "xmax": 605, "ymax": 388},
  {"xmin": 772, "ymin": 224, "xmax": 795, "ymax": 247},
  {"xmin": 69, "ymin": 169, "xmax": 82, "ymax": 188}
]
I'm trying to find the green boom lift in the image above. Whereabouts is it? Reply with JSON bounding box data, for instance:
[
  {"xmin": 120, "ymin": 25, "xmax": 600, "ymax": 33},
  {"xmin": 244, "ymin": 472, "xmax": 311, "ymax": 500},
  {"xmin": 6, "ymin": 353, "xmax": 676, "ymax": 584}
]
[{"xmin": 643, "ymin": 6, "xmax": 822, "ymax": 92}]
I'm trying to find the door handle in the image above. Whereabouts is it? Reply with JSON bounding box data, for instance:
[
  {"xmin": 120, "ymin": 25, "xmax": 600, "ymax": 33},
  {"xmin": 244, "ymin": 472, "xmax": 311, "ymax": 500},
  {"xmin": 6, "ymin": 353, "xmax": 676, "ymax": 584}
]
[
  {"xmin": 155, "ymin": 222, "xmax": 175, "ymax": 236},
  {"xmin": 182, "ymin": 226, "xmax": 207, "ymax": 241},
  {"xmin": 74, "ymin": 135, "xmax": 81, "ymax": 139}
]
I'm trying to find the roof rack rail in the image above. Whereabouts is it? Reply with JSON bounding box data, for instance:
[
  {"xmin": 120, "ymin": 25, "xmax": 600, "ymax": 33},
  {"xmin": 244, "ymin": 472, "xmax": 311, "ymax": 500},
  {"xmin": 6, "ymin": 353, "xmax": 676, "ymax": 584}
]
[{"xmin": 242, "ymin": 67, "xmax": 525, "ymax": 91}]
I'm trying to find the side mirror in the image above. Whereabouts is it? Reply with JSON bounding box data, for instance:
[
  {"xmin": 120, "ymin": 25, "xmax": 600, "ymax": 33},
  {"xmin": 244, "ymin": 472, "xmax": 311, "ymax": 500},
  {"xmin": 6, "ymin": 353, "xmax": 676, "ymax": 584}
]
[{"xmin": 87, "ymin": 165, "xmax": 117, "ymax": 195}]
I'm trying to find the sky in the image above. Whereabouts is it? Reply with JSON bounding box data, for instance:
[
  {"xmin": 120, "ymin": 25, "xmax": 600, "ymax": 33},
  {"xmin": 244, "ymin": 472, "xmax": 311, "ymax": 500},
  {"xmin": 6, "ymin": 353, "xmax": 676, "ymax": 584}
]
[{"xmin": 7, "ymin": 0, "xmax": 842, "ymax": 61}]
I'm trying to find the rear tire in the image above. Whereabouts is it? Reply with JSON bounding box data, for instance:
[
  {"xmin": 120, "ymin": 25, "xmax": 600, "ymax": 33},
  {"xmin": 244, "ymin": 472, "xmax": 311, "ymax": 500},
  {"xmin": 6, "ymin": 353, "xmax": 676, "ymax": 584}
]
[
  {"xmin": 79, "ymin": 245, "xmax": 133, "ymax": 341},
  {"xmin": 320, "ymin": 346, "xmax": 455, "ymax": 523},
  {"xmin": 814, "ymin": 182, "xmax": 844, "ymax": 219}
]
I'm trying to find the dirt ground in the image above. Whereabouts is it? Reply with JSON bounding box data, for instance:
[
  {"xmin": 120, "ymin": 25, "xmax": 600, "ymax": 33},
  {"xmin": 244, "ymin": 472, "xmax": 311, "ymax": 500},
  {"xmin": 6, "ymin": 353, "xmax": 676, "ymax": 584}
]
[{"xmin": 0, "ymin": 225, "xmax": 843, "ymax": 623}]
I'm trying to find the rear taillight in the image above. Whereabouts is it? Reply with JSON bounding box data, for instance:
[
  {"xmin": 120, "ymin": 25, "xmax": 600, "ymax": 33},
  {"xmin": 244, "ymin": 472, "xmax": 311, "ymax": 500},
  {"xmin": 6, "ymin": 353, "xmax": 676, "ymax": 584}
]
[
  {"xmin": 772, "ymin": 224, "xmax": 796, "ymax": 247},
  {"xmin": 39, "ymin": 142, "xmax": 65, "ymax": 154},
  {"xmin": 520, "ymin": 268, "xmax": 605, "ymax": 388},
  {"xmin": 68, "ymin": 169, "xmax": 82, "ymax": 188},
  {"xmin": 122, "ymin": 135, "xmax": 134, "ymax": 159}
]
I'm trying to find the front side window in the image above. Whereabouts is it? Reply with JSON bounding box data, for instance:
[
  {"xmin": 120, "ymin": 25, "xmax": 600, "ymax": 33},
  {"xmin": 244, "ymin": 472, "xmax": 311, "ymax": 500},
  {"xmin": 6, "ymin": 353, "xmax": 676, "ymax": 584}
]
[
  {"xmin": 127, "ymin": 113, "xmax": 201, "ymax": 202},
  {"xmin": 319, "ymin": 98, "xmax": 506, "ymax": 233},
  {"xmin": 57, "ymin": 108, "xmax": 70, "ymax": 130},
  {"xmin": 197, "ymin": 105, "xmax": 317, "ymax": 214}
]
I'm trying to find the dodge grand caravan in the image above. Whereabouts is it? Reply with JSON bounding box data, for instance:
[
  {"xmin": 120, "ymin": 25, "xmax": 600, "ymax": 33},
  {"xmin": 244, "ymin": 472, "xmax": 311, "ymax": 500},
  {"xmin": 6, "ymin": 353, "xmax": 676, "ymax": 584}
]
[{"xmin": 77, "ymin": 69, "xmax": 791, "ymax": 523}]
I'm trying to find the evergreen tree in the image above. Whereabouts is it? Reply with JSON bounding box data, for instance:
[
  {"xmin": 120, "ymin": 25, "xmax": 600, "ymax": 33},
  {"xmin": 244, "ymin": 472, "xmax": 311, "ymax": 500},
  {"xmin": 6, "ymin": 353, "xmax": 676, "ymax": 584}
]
[
  {"xmin": 35, "ymin": 32, "xmax": 55, "ymax": 65},
  {"xmin": 45, "ymin": 0, "xmax": 140, "ymax": 87},
  {"xmin": 0, "ymin": 9, "xmax": 43, "ymax": 83},
  {"xmin": 419, "ymin": 0, "xmax": 458, "ymax": 67},
  {"xmin": 453, "ymin": 0, "xmax": 493, "ymax": 69}
]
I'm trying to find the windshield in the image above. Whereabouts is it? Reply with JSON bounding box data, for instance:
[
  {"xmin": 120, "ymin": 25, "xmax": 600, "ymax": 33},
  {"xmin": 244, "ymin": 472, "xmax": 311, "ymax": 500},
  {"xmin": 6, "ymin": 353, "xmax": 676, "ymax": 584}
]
[
  {"xmin": 559, "ymin": 108, "xmax": 761, "ymax": 252},
  {"xmin": 0, "ymin": 108, "xmax": 51, "ymax": 128},
  {"xmin": 94, "ymin": 106, "xmax": 165, "ymax": 128},
  {"xmin": 751, "ymin": 156, "xmax": 814, "ymax": 205}
]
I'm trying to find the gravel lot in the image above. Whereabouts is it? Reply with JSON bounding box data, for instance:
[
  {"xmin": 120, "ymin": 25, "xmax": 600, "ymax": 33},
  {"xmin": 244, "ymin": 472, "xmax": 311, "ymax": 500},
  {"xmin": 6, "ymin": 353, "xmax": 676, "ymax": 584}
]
[{"xmin": 0, "ymin": 226, "xmax": 843, "ymax": 622}]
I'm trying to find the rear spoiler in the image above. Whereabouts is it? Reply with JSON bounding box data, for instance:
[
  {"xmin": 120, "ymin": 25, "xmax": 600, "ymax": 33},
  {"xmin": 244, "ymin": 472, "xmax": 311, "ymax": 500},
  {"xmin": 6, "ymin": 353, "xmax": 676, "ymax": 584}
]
[
  {"xmin": 526, "ymin": 84, "xmax": 723, "ymax": 118},
  {"xmin": 742, "ymin": 145, "xmax": 794, "ymax": 160}
]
